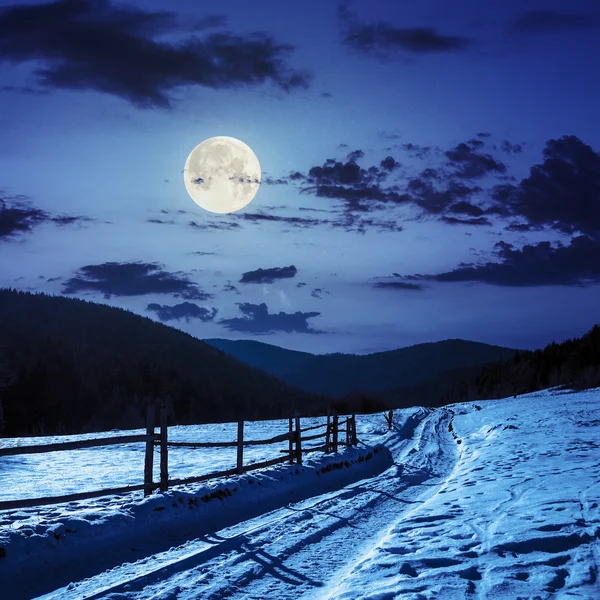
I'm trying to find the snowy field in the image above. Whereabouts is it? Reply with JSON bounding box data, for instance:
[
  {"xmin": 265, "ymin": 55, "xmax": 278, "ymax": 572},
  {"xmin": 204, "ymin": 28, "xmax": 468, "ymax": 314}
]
[
  {"xmin": 0, "ymin": 419, "xmax": 316, "ymax": 501},
  {"xmin": 1, "ymin": 388, "xmax": 599, "ymax": 599}
]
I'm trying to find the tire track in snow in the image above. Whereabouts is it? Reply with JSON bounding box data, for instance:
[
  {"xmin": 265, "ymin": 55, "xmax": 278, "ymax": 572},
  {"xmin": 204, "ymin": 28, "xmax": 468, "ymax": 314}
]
[{"xmin": 51, "ymin": 408, "xmax": 460, "ymax": 600}]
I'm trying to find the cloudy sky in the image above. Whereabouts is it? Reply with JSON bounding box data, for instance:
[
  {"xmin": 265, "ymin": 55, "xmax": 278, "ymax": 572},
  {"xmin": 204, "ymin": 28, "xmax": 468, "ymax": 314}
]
[{"xmin": 1, "ymin": 0, "xmax": 600, "ymax": 354}]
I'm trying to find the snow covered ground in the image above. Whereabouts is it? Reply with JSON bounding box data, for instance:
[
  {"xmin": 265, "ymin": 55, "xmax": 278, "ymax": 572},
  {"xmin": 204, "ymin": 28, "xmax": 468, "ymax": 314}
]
[
  {"xmin": 326, "ymin": 389, "xmax": 600, "ymax": 599},
  {"xmin": 0, "ymin": 419, "xmax": 327, "ymax": 501},
  {"xmin": 1, "ymin": 389, "xmax": 599, "ymax": 599}
]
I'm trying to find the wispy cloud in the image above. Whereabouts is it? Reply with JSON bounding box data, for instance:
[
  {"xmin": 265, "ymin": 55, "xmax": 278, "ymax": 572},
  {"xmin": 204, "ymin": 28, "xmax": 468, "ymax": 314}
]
[
  {"xmin": 338, "ymin": 2, "xmax": 473, "ymax": 59},
  {"xmin": 0, "ymin": 0, "xmax": 310, "ymax": 108},
  {"xmin": 1, "ymin": 193, "xmax": 93, "ymax": 241}
]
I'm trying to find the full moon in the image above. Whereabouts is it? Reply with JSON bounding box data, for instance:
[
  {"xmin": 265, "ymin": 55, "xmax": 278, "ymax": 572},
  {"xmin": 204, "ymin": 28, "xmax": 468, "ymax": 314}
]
[{"xmin": 183, "ymin": 136, "xmax": 261, "ymax": 214}]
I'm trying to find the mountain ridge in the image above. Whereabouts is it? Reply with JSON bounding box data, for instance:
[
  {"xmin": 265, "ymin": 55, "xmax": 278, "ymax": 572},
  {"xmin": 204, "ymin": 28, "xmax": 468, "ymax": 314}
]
[{"xmin": 204, "ymin": 337, "xmax": 518, "ymax": 396}]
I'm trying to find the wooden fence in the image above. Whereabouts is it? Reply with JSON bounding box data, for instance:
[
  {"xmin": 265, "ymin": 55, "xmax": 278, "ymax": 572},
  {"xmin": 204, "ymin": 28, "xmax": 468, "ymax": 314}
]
[{"xmin": 0, "ymin": 409, "xmax": 358, "ymax": 512}]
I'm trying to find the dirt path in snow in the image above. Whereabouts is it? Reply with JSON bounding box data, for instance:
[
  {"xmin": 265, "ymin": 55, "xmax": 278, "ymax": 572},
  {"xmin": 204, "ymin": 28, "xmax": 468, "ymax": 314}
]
[{"xmin": 55, "ymin": 408, "xmax": 461, "ymax": 600}]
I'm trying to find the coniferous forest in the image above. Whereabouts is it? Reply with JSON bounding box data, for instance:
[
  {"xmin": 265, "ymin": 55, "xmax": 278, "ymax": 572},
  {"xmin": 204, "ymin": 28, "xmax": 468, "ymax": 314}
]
[
  {"xmin": 1, "ymin": 288, "xmax": 599, "ymax": 437},
  {"xmin": 0, "ymin": 289, "xmax": 321, "ymax": 436},
  {"xmin": 377, "ymin": 324, "xmax": 600, "ymax": 410}
]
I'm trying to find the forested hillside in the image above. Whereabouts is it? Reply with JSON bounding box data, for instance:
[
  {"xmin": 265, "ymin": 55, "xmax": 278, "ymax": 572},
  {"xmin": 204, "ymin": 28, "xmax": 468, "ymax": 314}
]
[
  {"xmin": 0, "ymin": 289, "xmax": 322, "ymax": 436},
  {"xmin": 205, "ymin": 338, "xmax": 517, "ymax": 396},
  {"xmin": 378, "ymin": 324, "xmax": 600, "ymax": 409}
]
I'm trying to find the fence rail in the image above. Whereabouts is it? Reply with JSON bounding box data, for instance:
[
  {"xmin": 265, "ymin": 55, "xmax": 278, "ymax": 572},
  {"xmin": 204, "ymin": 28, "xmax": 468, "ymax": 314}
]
[
  {"xmin": 0, "ymin": 408, "xmax": 358, "ymax": 512},
  {"xmin": 0, "ymin": 434, "xmax": 160, "ymax": 457}
]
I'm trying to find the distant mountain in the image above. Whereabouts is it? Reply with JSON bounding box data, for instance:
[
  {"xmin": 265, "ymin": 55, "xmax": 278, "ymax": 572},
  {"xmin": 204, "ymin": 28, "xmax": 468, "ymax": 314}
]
[
  {"xmin": 0, "ymin": 289, "xmax": 322, "ymax": 437},
  {"xmin": 204, "ymin": 338, "xmax": 517, "ymax": 397},
  {"xmin": 402, "ymin": 324, "xmax": 600, "ymax": 408}
]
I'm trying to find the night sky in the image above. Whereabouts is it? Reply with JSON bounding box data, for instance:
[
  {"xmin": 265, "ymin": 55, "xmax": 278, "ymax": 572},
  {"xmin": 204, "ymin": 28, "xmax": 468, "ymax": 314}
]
[{"xmin": 1, "ymin": 0, "xmax": 600, "ymax": 354}]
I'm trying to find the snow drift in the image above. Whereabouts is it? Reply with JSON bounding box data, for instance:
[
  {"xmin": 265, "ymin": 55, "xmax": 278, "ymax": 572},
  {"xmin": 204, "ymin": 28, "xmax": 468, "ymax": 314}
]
[{"xmin": 0, "ymin": 444, "xmax": 392, "ymax": 599}]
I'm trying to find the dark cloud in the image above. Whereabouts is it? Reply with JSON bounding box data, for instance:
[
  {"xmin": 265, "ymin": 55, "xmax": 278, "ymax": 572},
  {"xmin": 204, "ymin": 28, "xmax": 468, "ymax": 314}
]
[
  {"xmin": 380, "ymin": 156, "xmax": 400, "ymax": 171},
  {"xmin": 156, "ymin": 203, "xmax": 375, "ymax": 233},
  {"xmin": 504, "ymin": 222, "xmax": 537, "ymax": 233},
  {"xmin": 236, "ymin": 212, "xmax": 324, "ymax": 228},
  {"xmin": 330, "ymin": 213, "xmax": 403, "ymax": 234},
  {"xmin": 321, "ymin": 91, "xmax": 332, "ymax": 98},
  {"xmin": 447, "ymin": 201, "xmax": 485, "ymax": 217},
  {"xmin": 240, "ymin": 265, "xmax": 297, "ymax": 284},
  {"xmin": 466, "ymin": 138, "xmax": 485, "ymax": 149},
  {"xmin": 285, "ymin": 134, "xmax": 600, "ymax": 235},
  {"xmin": 373, "ymin": 280, "xmax": 423, "ymax": 291},
  {"xmin": 445, "ymin": 142, "xmax": 506, "ymax": 179},
  {"xmin": 51, "ymin": 215, "xmax": 94, "ymax": 226},
  {"xmin": 408, "ymin": 177, "xmax": 480, "ymax": 215},
  {"xmin": 287, "ymin": 139, "xmax": 496, "ymax": 227},
  {"xmin": 1, "ymin": 194, "xmax": 91, "ymax": 240},
  {"xmin": 189, "ymin": 220, "xmax": 241, "ymax": 231},
  {"xmin": 500, "ymin": 140, "xmax": 523, "ymax": 154},
  {"xmin": 263, "ymin": 177, "xmax": 289, "ymax": 186},
  {"xmin": 302, "ymin": 155, "xmax": 409, "ymax": 207},
  {"xmin": 1, "ymin": 196, "xmax": 47, "ymax": 239},
  {"xmin": 147, "ymin": 218, "xmax": 176, "ymax": 225},
  {"xmin": 378, "ymin": 130, "xmax": 402, "ymax": 141},
  {"xmin": 338, "ymin": 3, "xmax": 473, "ymax": 58},
  {"xmin": 490, "ymin": 135, "xmax": 600, "ymax": 235},
  {"xmin": 0, "ymin": 0, "xmax": 310, "ymax": 108},
  {"xmin": 187, "ymin": 251, "xmax": 216, "ymax": 256},
  {"xmin": 407, "ymin": 236, "xmax": 600, "ymax": 287},
  {"xmin": 298, "ymin": 206, "xmax": 335, "ymax": 213},
  {"xmin": 219, "ymin": 302, "xmax": 323, "ymax": 334},
  {"xmin": 441, "ymin": 216, "xmax": 491, "ymax": 226},
  {"xmin": 146, "ymin": 301, "xmax": 217, "ymax": 322},
  {"xmin": 160, "ymin": 209, "xmax": 188, "ymax": 215},
  {"xmin": 347, "ymin": 149, "xmax": 365, "ymax": 162},
  {"xmin": 511, "ymin": 10, "xmax": 600, "ymax": 33},
  {"xmin": 63, "ymin": 261, "xmax": 212, "ymax": 299},
  {"xmin": 477, "ymin": 132, "xmax": 491, "ymax": 138},
  {"xmin": 401, "ymin": 142, "xmax": 434, "ymax": 159},
  {"xmin": 310, "ymin": 287, "xmax": 330, "ymax": 299},
  {"xmin": 149, "ymin": 211, "xmax": 243, "ymax": 231},
  {"xmin": 222, "ymin": 282, "xmax": 240, "ymax": 294}
]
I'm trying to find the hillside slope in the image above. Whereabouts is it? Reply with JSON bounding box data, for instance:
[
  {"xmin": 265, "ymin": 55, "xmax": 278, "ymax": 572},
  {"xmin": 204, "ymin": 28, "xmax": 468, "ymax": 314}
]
[
  {"xmin": 204, "ymin": 338, "xmax": 517, "ymax": 396},
  {"xmin": 0, "ymin": 289, "xmax": 321, "ymax": 436},
  {"xmin": 380, "ymin": 323, "xmax": 600, "ymax": 409}
]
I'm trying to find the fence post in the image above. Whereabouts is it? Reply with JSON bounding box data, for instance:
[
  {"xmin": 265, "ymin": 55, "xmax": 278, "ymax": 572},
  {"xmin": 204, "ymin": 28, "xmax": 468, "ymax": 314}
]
[
  {"xmin": 352, "ymin": 413, "xmax": 358, "ymax": 445},
  {"xmin": 237, "ymin": 420, "xmax": 244, "ymax": 474},
  {"xmin": 332, "ymin": 411, "xmax": 338, "ymax": 453},
  {"xmin": 159, "ymin": 404, "xmax": 168, "ymax": 492},
  {"xmin": 385, "ymin": 409, "xmax": 393, "ymax": 431},
  {"xmin": 295, "ymin": 413, "xmax": 302, "ymax": 465},
  {"xmin": 144, "ymin": 406, "xmax": 155, "ymax": 496},
  {"xmin": 288, "ymin": 417, "xmax": 294, "ymax": 464},
  {"xmin": 325, "ymin": 411, "xmax": 331, "ymax": 453}
]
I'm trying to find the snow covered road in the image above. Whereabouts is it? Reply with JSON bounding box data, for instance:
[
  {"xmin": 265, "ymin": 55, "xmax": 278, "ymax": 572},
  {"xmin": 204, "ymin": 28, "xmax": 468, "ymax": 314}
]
[
  {"xmin": 32, "ymin": 406, "xmax": 458, "ymax": 600},
  {"xmin": 328, "ymin": 390, "xmax": 600, "ymax": 599},
  {"xmin": 2, "ymin": 388, "xmax": 600, "ymax": 599}
]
